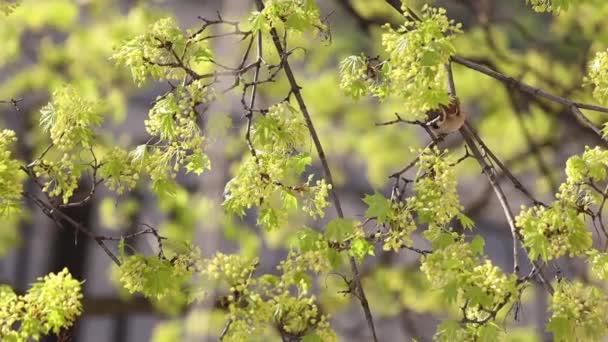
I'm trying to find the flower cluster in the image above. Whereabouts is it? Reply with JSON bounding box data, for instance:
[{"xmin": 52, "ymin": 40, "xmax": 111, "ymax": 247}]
[
  {"xmin": 117, "ymin": 252, "xmax": 198, "ymax": 302},
  {"xmin": 364, "ymin": 148, "xmax": 468, "ymax": 251},
  {"xmin": 516, "ymin": 202, "xmax": 591, "ymax": 261},
  {"xmin": 340, "ymin": 6, "xmax": 462, "ymax": 118},
  {"xmin": 224, "ymin": 103, "xmax": 330, "ymax": 230},
  {"xmin": 112, "ymin": 17, "xmax": 213, "ymax": 86},
  {"xmin": 39, "ymin": 86, "xmax": 103, "ymax": 150},
  {"xmin": 0, "ymin": 130, "xmax": 23, "ymax": 218},
  {"xmin": 586, "ymin": 49, "xmax": 608, "ymax": 105},
  {"xmin": 0, "ymin": 268, "xmax": 83, "ymax": 341},
  {"xmin": 99, "ymin": 147, "xmax": 140, "ymax": 194},
  {"xmin": 249, "ymin": 0, "xmax": 326, "ymax": 35},
  {"xmin": 138, "ymin": 81, "xmax": 212, "ymax": 197},
  {"xmin": 548, "ymin": 281, "xmax": 608, "ymax": 341},
  {"xmin": 516, "ymin": 147, "xmax": 606, "ymax": 261},
  {"xmin": 33, "ymin": 87, "xmax": 104, "ymax": 203},
  {"xmin": 587, "ymin": 249, "xmax": 608, "ymax": 280}
]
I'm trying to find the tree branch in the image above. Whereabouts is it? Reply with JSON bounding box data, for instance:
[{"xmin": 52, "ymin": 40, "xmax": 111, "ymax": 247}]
[{"xmin": 451, "ymin": 56, "xmax": 607, "ymax": 141}]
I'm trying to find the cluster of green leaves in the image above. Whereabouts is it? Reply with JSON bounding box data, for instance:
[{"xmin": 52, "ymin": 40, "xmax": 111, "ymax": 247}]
[
  {"xmin": 0, "ymin": 129, "xmax": 23, "ymax": 256},
  {"xmin": 526, "ymin": 0, "xmax": 575, "ymax": 13},
  {"xmin": 110, "ymin": 18, "xmax": 216, "ymax": 198},
  {"xmin": 323, "ymin": 218, "xmax": 375, "ymax": 262},
  {"xmin": 249, "ymin": 0, "xmax": 326, "ymax": 35},
  {"xmin": 361, "ymin": 147, "xmax": 518, "ymax": 339},
  {"xmin": 140, "ymin": 82, "xmax": 212, "ymax": 197},
  {"xmin": 587, "ymin": 248, "xmax": 608, "ymax": 280},
  {"xmin": 224, "ymin": 102, "xmax": 331, "ymax": 231},
  {"xmin": 364, "ymin": 147, "xmax": 470, "ymax": 252},
  {"xmin": 31, "ymin": 86, "xmax": 102, "ymax": 203},
  {"xmin": 117, "ymin": 246, "xmax": 337, "ymax": 340},
  {"xmin": 425, "ymin": 233, "xmax": 519, "ymax": 341},
  {"xmin": 547, "ymin": 280, "xmax": 608, "ymax": 341},
  {"xmin": 0, "ymin": 129, "xmax": 23, "ymax": 219},
  {"xmin": 586, "ymin": 49, "xmax": 608, "ymax": 106},
  {"xmin": 114, "ymin": 242, "xmax": 202, "ymax": 314},
  {"xmin": 0, "ymin": 268, "xmax": 82, "ymax": 341},
  {"xmin": 516, "ymin": 147, "xmax": 608, "ymax": 261},
  {"xmin": 112, "ymin": 16, "xmax": 213, "ymax": 86},
  {"xmin": 107, "ymin": 8, "xmax": 340, "ymax": 339},
  {"xmin": 117, "ymin": 247, "xmax": 199, "ymax": 301},
  {"xmin": 209, "ymin": 250, "xmax": 335, "ymax": 341},
  {"xmin": 339, "ymin": 5, "xmax": 461, "ymax": 119},
  {"xmin": 40, "ymin": 86, "xmax": 103, "ymax": 149},
  {"xmin": 516, "ymin": 202, "xmax": 591, "ymax": 261}
]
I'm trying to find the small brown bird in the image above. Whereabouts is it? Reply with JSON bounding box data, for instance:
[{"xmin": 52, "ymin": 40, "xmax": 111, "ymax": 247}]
[{"xmin": 426, "ymin": 98, "xmax": 465, "ymax": 135}]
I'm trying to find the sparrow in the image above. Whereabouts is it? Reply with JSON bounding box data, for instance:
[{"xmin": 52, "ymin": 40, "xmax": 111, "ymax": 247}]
[{"xmin": 425, "ymin": 97, "xmax": 465, "ymax": 135}]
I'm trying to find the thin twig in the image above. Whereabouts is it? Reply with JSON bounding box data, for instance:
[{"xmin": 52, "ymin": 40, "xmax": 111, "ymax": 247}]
[{"xmin": 25, "ymin": 192, "xmax": 121, "ymax": 265}]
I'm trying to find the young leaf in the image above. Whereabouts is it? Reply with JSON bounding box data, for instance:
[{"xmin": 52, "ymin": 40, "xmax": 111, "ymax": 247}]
[
  {"xmin": 324, "ymin": 218, "xmax": 357, "ymax": 242},
  {"xmin": 362, "ymin": 192, "xmax": 391, "ymax": 224}
]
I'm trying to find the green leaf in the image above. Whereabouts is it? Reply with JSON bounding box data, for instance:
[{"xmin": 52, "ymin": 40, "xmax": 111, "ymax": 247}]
[
  {"xmin": 470, "ymin": 235, "xmax": 485, "ymax": 255},
  {"xmin": 293, "ymin": 271, "xmax": 311, "ymax": 289},
  {"xmin": 118, "ymin": 238, "xmax": 126, "ymax": 261},
  {"xmin": 420, "ymin": 50, "xmax": 441, "ymax": 66},
  {"xmin": 286, "ymin": 153, "xmax": 312, "ymax": 176},
  {"xmin": 547, "ymin": 316, "xmax": 574, "ymax": 342},
  {"xmin": 478, "ymin": 323, "xmax": 501, "ymax": 342},
  {"xmin": 442, "ymin": 280, "xmax": 459, "ymax": 303},
  {"xmin": 523, "ymin": 229, "xmax": 549, "ymax": 261},
  {"xmin": 159, "ymin": 111, "xmax": 177, "ymax": 140},
  {"xmin": 282, "ymin": 191, "xmax": 298, "ymax": 211},
  {"xmin": 466, "ymin": 284, "xmax": 493, "ymax": 308},
  {"xmin": 152, "ymin": 178, "xmax": 177, "ymax": 199},
  {"xmin": 258, "ymin": 207, "xmax": 279, "ymax": 231},
  {"xmin": 431, "ymin": 232, "xmax": 456, "ymax": 250},
  {"xmin": 326, "ymin": 248, "xmax": 343, "ymax": 270},
  {"xmin": 362, "ymin": 192, "xmax": 391, "ymax": 224},
  {"xmin": 325, "ymin": 218, "xmax": 357, "ymax": 242},
  {"xmin": 39, "ymin": 103, "xmax": 56, "ymax": 132},
  {"xmin": 192, "ymin": 47, "xmax": 213, "ymax": 63},
  {"xmin": 457, "ymin": 213, "xmax": 475, "ymax": 230},
  {"xmin": 145, "ymin": 259, "xmax": 174, "ymax": 298},
  {"xmin": 297, "ymin": 227, "xmax": 321, "ymax": 252},
  {"xmin": 286, "ymin": 12, "xmax": 311, "ymax": 32},
  {"xmin": 302, "ymin": 332, "xmax": 323, "ymax": 342},
  {"xmin": 249, "ymin": 11, "xmax": 267, "ymax": 32},
  {"xmin": 303, "ymin": 0, "xmax": 319, "ymax": 12},
  {"xmin": 436, "ymin": 320, "xmax": 459, "ymax": 340}
]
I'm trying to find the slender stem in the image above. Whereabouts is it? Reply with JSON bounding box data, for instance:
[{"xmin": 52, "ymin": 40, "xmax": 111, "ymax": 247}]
[
  {"xmin": 444, "ymin": 61, "xmax": 521, "ymax": 272},
  {"xmin": 460, "ymin": 124, "xmax": 521, "ymax": 273},
  {"xmin": 219, "ymin": 319, "xmax": 233, "ymax": 341},
  {"xmin": 464, "ymin": 122, "xmax": 546, "ymax": 206},
  {"xmin": 253, "ymin": 1, "xmax": 378, "ymax": 340},
  {"xmin": 575, "ymin": 102, "xmax": 608, "ymax": 114}
]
